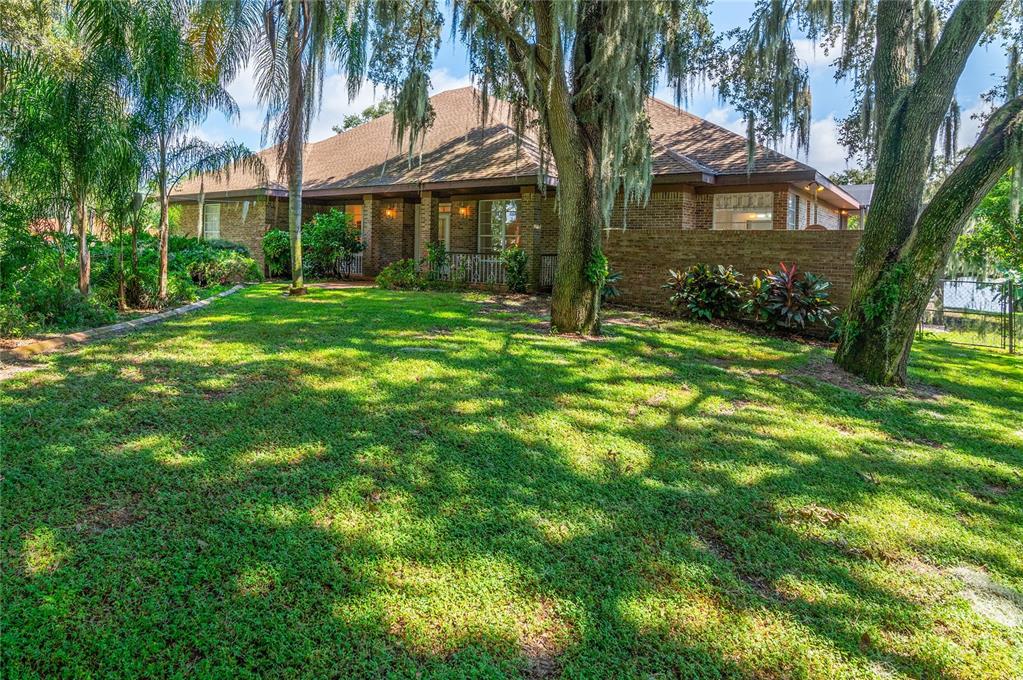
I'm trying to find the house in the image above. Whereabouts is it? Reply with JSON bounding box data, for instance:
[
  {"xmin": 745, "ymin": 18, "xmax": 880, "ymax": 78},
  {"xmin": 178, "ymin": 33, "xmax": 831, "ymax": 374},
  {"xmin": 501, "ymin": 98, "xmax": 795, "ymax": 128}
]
[{"xmin": 170, "ymin": 87, "xmax": 863, "ymax": 310}]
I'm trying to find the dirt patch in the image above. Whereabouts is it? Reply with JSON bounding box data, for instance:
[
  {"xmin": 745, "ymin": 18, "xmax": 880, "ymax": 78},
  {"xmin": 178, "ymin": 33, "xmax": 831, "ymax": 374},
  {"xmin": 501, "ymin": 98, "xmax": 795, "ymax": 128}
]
[
  {"xmin": 784, "ymin": 503, "xmax": 848, "ymax": 527},
  {"xmin": 75, "ymin": 493, "xmax": 143, "ymax": 533},
  {"xmin": 787, "ymin": 357, "xmax": 876, "ymax": 396},
  {"xmin": 520, "ymin": 597, "xmax": 572, "ymax": 680},
  {"xmin": 949, "ymin": 566, "xmax": 1023, "ymax": 627}
]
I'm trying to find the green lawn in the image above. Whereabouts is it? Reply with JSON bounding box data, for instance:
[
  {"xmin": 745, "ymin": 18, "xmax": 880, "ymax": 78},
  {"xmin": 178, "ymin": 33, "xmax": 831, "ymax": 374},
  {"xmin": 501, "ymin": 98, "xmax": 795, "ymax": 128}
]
[{"xmin": 3, "ymin": 285, "xmax": 1021, "ymax": 679}]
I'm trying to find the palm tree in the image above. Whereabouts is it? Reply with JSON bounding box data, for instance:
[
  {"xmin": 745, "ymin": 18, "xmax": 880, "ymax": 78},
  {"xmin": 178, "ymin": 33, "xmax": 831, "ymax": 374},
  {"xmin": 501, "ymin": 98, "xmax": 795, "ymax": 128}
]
[
  {"xmin": 236, "ymin": 0, "xmax": 360, "ymax": 295},
  {"xmin": 128, "ymin": 0, "xmax": 262, "ymax": 301},
  {"xmin": 2, "ymin": 18, "xmax": 130, "ymax": 296}
]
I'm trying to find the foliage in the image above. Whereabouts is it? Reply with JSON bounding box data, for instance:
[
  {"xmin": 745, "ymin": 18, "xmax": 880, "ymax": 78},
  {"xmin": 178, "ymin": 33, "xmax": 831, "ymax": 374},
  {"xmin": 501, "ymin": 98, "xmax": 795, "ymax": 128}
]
[
  {"xmin": 3, "ymin": 285, "xmax": 1020, "ymax": 678},
  {"xmin": 585, "ymin": 249, "xmax": 609, "ymax": 287},
  {"xmin": 262, "ymin": 229, "xmax": 291, "ymax": 278},
  {"xmin": 954, "ymin": 171, "xmax": 1023, "ymax": 279},
  {"xmin": 744, "ymin": 262, "xmax": 838, "ymax": 329},
  {"xmin": 302, "ymin": 209, "xmax": 364, "ymax": 278},
  {"xmin": 601, "ymin": 270, "xmax": 623, "ymax": 303},
  {"xmin": 500, "ymin": 246, "xmax": 529, "ymax": 293},
  {"xmin": 664, "ymin": 264, "xmax": 745, "ymax": 321},
  {"xmin": 422, "ymin": 240, "xmax": 449, "ymax": 281},
  {"xmin": 332, "ymin": 98, "xmax": 395, "ymax": 134},
  {"xmin": 829, "ymin": 167, "xmax": 875, "ymax": 185},
  {"xmin": 0, "ymin": 202, "xmax": 251, "ymax": 336},
  {"xmin": 375, "ymin": 258, "xmax": 423, "ymax": 290}
]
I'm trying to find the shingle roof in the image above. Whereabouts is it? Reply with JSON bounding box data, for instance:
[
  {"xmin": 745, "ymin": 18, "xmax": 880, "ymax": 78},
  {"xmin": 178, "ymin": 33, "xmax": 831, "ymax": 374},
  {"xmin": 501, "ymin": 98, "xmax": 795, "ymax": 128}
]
[
  {"xmin": 840, "ymin": 183, "xmax": 874, "ymax": 207},
  {"xmin": 173, "ymin": 86, "xmax": 823, "ymax": 198}
]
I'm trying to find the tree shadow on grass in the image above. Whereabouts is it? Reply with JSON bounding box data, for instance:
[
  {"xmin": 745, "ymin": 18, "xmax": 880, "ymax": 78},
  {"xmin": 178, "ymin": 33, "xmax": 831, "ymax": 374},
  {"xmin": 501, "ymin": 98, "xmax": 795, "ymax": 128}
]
[{"xmin": 3, "ymin": 285, "xmax": 1021, "ymax": 677}]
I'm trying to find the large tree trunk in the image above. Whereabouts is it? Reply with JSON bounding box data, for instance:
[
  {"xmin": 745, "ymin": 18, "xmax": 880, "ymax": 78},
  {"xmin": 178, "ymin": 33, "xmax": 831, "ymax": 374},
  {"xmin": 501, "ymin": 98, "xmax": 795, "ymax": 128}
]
[
  {"xmin": 76, "ymin": 192, "xmax": 90, "ymax": 295},
  {"xmin": 550, "ymin": 160, "xmax": 603, "ymax": 334},
  {"xmin": 837, "ymin": 96, "xmax": 1023, "ymax": 384},
  {"xmin": 286, "ymin": 5, "xmax": 306, "ymax": 296},
  {"xmin": 834, "ymin": 0, "xmax": 1003, "ymax": 384}
]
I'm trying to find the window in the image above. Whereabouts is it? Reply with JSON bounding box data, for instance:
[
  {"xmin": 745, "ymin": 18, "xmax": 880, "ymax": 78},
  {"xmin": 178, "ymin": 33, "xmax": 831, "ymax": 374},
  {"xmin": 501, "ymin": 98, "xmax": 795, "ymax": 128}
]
[
  {"xmin": 345, "ymin": 204, "xmax": 363, "ymax": 232},
  {"xmin": 787, "ymin": 193, "xmax": 800, "ymax": 230},
  {"xmin": 478, "ymin": 199, "xmax": 520, "ymax": 252},
  {"xmin": 712, "ymin": 192, "xmax": 773, "ymax": 230},
  {"xmin": 203, "ymin": 203, "xmax": 221, "ymax": 239}
]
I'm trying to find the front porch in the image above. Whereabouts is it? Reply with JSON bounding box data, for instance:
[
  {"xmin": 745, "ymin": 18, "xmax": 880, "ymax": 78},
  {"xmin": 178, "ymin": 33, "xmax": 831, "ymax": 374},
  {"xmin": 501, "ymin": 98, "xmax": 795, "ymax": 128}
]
[{"xmin": 294, "ymin": 184, "xmax": 560, "ymax": 291}]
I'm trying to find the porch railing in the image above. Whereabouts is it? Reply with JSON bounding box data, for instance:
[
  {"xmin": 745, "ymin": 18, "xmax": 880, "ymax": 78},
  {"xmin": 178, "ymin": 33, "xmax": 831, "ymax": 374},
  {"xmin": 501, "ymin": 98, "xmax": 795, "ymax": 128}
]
[
  {"xmin": 338, "ymin": 251, "xmax": 363, "ymax": 277},
  {"xmin": 540, "ymin": 254, "xmax": 557, "ymax": 289},
  {"xmin": 434, "ymin": 252, "xmax": 506, "ymax": 285}
]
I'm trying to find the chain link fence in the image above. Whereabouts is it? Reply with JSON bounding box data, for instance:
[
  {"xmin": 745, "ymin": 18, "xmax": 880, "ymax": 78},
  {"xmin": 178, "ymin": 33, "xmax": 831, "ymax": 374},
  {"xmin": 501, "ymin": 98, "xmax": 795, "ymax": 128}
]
[{"xmin": 919, "ymin": 279, "xmax": 1017, "ymax": 353}]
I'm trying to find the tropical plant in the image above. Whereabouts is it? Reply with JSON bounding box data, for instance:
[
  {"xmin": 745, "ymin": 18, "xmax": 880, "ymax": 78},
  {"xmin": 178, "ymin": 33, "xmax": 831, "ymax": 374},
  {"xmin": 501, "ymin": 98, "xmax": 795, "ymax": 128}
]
[
  {"xmin": 664, "ymin": 264, "xmax": 745, "ymax": 321},
  {"xmin": 743, "ymin": 262, "xmax": 838, "ymax": 330},
  {"xmin": 262, "ymin": 228, "xmax": 291, "ymax": 278},
  {"xmin": 302, "ymin": 208, "xmax": 363, "ymax": 278},
  {"xmin": 208, "ymin": 0, "xmax": 364, "ymax": 295},
  {"xmin": 1, "ymin": 13, "xmax": 131, "ymax": 296},
  {"xmin": 500, "ymin": 245, "xmax": 529, "ymax": 293},
  {"xmin": 601, "ymin": 271, "xmax": 623, "ymax": 303},
  {"xmin": 118, "ymin": 0, "xmax": 262, "ymax": 302}
]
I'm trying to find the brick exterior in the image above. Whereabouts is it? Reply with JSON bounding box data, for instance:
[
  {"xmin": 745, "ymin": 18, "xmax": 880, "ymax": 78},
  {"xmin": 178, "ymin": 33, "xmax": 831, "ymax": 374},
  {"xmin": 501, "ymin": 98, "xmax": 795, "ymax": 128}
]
[
  {"xmin": 602, "ymin": 229, "xmax": 862, "ymax": 311},
  {"xmin": 173, "ymin": 198, "xmax": 270, "ymax": 268},
  {"xmin": 170, "ymin": 183, "xmax": 857, "ymax": 307}
]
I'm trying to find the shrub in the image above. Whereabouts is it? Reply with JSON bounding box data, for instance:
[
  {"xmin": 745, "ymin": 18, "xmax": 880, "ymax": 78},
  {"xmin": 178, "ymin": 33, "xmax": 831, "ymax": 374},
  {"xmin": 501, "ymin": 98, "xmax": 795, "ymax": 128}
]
[
  {"xmin": 744, "ymin": 262, "xmax": 838, "ymax": 329},
  {"xmin": 187, "ymin": 251, "xmax": 262, "ymax": 287},
  {"xmin": 664, "ymin": 264, "xmax": 745, "ymax": 320},
  {"xmin": 303, "ymin": 209, "xmax": 364, "ymax": 278},
  {"xmin": 422, "ymin": 241, "xmax": 448, "ymax": 280},
  {"xmin": 500, "ymin": 246, "xmax": 529, "ymax": 293},
  {"xmin": 262, "ymin": 229, "xmax": 291, "ymax": 278},
  {"xmin": 376, "ymin": 259, "xmax": 423, "ymax": 290}
]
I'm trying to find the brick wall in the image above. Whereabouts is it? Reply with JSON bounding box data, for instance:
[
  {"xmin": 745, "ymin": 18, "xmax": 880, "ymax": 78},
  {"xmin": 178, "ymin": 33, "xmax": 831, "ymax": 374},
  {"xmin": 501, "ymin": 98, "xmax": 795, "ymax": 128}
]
[
  {"xmin": 173, "ymin": 198, "xmax": 270, "ymax": 268},
  {"xmin": 602, "ymin": 229, "xmax": 862, "ymax": 311}
]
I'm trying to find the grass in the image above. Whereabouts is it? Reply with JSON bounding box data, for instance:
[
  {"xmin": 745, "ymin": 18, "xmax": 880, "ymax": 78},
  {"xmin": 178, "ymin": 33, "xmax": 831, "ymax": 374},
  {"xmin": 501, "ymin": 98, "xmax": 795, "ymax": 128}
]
[{"xmin": 3, "ymin": 284, "xmax": 1022, "ymax": 678}]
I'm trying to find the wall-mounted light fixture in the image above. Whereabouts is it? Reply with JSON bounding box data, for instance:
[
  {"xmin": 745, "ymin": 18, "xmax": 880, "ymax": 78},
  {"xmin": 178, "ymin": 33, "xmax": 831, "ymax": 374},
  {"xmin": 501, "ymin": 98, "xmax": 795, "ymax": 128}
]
[
  {"xmin": 384, "ymin": 206, "xmax": 397, "ymax": 218},
  {"xmin": 457, "ymin": 205, "xmax": 470, "ymax": 217}
]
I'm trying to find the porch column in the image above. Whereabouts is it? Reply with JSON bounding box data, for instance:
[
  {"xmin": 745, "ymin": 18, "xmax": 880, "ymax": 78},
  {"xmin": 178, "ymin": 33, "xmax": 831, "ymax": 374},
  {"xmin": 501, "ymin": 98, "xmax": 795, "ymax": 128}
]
[
  {"xmin": 520, "ymin": 186, "xmax": 542, "ymax": 293},
  {"xmin": 417, "ymin": 191, "xmax": 437, "ymax": 267},
  {"xmin": 362, "ymin": 194, "xmax": 375, "ymax": 274}
]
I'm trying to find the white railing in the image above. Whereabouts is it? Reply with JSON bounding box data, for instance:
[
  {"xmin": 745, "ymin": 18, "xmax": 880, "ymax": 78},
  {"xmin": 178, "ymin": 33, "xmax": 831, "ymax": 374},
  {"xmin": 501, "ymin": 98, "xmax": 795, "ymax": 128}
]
[
  {"xmin": 435, "ymin": 252, "xmax": 506, "ymax": 285},
  {"xmin": 540, "ymin": 254, "xmax": 557, "ymax": 289},
  {"xmin": 338, "ymin": 251, "xmax": 363, "ymax": 277}
]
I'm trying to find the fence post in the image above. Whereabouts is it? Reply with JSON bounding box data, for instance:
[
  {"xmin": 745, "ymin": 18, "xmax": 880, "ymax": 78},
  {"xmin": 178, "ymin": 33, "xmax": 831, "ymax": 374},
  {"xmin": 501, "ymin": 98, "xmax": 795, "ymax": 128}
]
[{"xmin": 1010, "ymin": 279, "xmax": 1016, "ymax": 354}]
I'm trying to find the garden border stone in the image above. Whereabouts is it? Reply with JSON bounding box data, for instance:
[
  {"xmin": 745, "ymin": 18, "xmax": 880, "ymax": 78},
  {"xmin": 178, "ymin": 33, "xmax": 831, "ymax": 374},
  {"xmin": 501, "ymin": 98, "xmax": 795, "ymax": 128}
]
[{"xmin": 5, "ymin": 284, "xmax": 245, "ymax": 361}]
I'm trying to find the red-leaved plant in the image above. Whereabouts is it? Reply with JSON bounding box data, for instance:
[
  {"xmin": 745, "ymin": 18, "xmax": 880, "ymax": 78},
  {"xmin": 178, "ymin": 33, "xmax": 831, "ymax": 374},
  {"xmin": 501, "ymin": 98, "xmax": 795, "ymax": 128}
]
[{"xmin": 743, "ymin": 262, "xmax": 838, "ymax": 329}]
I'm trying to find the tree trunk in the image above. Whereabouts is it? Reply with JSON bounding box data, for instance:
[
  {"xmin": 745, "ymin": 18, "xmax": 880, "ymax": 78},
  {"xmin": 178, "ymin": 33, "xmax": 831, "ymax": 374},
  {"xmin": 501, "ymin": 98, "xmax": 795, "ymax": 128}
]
[
  {"xmin": 550, "ymin": 164, "xmax": 603, "ymax": 334},
  {"xmin": 836, "ymin": 95, "xmax": 1023, "ymax": 384},
  {"xmin": 286, "ymin": 4, "xmax": 306, "ymax": 296},
  {"xmin": 76, "ymin": 193, "xmax": 90, "ymax": 295},
  {"xmin": 835, "ymin": 0, "xmax": 1004, "ymax": 384},
  {"xmin": 157, "ymin": 141, "xmax": 170, "ymax": 302}
]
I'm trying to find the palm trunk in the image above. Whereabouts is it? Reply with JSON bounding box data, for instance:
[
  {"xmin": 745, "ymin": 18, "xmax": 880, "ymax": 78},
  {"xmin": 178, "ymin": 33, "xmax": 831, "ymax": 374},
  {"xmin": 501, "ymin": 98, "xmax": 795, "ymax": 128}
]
[
  {"xmin": 287, "ymin": 4, "xmax": 306, "ymax": 295},
  {"xmin": 157, "ymin": 141, "xmax": 170, "ymax": 302},
  {"xmin": 76, "ymin": 192, "xmax": 90, "ymax": 295}
]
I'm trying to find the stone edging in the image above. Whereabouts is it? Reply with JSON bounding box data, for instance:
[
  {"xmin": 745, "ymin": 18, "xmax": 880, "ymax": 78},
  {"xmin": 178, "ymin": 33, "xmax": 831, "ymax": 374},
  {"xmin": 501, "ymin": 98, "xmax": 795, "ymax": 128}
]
[{"xmin": 6, "ymin": 284, "xmax": 245, "ymax": 361}]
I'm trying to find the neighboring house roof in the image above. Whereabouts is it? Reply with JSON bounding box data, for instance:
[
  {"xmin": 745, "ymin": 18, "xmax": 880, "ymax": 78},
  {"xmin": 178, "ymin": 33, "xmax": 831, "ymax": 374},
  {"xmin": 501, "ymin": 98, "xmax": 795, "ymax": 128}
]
[
  {"xmin": 841, "ymin": 183, "xmax": 874, "ymax": 208},
  {"xmin": 173, "ymin": 86, "xmax": 859, "ymax": 209}
]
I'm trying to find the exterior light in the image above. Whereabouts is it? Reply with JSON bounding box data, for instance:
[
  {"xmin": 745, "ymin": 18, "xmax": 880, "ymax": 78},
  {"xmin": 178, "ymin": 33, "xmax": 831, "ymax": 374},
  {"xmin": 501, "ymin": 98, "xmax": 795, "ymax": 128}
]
[
  {"xmin": 458, "ymin": 205, "xmax": 470, "ymax": 217},
  {"xmin": 384, "ymin": 207, "xmax": 396, "ymax": 218}
]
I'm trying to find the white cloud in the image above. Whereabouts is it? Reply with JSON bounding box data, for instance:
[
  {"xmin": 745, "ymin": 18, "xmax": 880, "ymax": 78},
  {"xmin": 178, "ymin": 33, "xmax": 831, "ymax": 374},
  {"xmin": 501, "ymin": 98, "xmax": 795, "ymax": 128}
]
[{"xmin": 957, "ymin": 100, "xmax": 994, "ymax": 150}]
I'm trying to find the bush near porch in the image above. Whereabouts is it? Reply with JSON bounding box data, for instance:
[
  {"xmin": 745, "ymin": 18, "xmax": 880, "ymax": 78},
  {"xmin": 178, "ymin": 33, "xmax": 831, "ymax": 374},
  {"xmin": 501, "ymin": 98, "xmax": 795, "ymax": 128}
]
[{"xmin": 2, "ymin": 286, "xmax": 1020, "ymax": 678}]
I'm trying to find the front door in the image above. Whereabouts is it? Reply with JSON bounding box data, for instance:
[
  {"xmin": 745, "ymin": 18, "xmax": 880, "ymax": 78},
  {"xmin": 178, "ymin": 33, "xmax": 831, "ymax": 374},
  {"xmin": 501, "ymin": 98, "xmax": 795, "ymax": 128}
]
[{"xmin": 438, "ymin": 207, "xmax": 451, "ymax": 251}]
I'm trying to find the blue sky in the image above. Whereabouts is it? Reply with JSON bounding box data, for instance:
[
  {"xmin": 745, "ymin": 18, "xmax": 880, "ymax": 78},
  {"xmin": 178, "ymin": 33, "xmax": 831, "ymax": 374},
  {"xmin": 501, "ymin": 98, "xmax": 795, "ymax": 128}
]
[{"xmin": 194, "ymin": 1, "xmax": 1008, "ymax": 176}]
